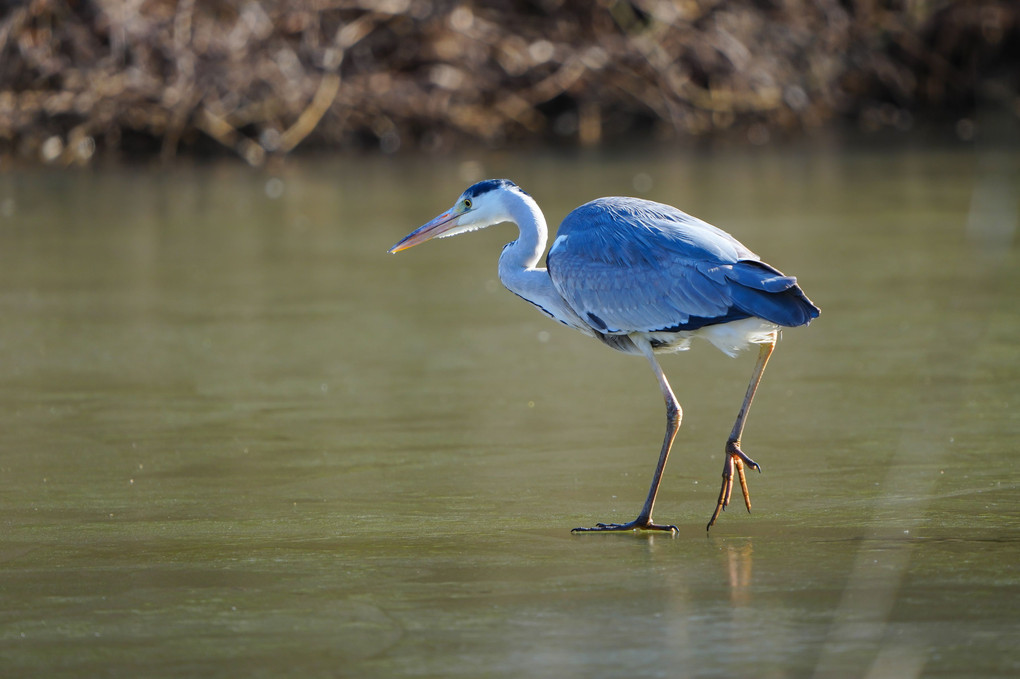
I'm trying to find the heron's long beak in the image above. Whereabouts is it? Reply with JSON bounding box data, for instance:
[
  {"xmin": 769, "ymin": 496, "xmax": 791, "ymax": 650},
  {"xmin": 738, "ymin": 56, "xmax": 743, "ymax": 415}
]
[{"xmin": 388, "ymin": 208, "xmax": 461, "ymax": 253}]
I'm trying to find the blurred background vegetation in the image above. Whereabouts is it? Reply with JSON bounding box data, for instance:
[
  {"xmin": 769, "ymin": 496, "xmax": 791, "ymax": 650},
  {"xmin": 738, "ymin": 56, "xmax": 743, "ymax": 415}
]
[{"xmin": 1, "ymin": 0, "xmax": 1017, "ymax": 166}]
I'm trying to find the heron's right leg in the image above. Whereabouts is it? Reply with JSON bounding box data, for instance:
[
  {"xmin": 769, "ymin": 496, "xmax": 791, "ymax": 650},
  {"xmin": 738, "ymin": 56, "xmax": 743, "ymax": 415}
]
[
  {"xmin": 707, "ymin": 338, "xmax": 775, "ymax": 531},
  {"xmin": 573, "ymin": 337, "xmax": 680, "ymax": 534}
]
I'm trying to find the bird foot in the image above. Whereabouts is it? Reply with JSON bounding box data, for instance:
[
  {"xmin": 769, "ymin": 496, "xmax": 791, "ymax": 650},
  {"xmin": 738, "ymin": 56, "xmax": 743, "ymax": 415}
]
[
  {"xmin": 572, "ymin": 518, "xmax": 678, "ymax": 534},
  {"xmin": 706, "ymin": 441, "xmax": 762, "ymax": 531}
]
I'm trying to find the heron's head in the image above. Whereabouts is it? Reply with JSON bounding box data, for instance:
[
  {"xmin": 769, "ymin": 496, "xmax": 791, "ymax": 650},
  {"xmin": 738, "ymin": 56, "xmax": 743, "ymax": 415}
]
[{"xmin": 388, "ymin": 179, "xmax": 526, "ymax": 253}]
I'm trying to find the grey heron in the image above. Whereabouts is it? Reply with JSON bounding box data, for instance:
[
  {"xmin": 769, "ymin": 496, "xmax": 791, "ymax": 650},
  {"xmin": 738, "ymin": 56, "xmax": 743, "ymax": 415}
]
[{"xmin": 389, "ymin": 179, "xmax": 819, "ymax": 533}]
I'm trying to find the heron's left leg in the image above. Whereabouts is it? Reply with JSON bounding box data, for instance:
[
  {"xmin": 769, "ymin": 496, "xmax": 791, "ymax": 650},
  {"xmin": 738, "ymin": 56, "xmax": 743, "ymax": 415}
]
[
  {"xmin": 707, "ymin": 337, "xmax": 775, "ymax": 531},
  {"xmin": 573, "ymin": 337, "xmax": 680, "ymax": 534}
]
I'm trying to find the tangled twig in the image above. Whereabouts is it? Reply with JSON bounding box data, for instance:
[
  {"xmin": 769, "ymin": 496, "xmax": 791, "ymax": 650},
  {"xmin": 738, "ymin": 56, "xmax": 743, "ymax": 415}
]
[{"xmin": 0, "ymin": 0, "xmax": 1016, "ymax": 165}]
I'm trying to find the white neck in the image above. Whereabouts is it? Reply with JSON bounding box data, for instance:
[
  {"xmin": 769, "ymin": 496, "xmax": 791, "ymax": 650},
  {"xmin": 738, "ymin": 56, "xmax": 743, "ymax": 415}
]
[
  {"xmin": 495, "ymin": 190, "xmax": 592, "ymax": 335},
  {"xmin": 497, "ymin": 190, "xmax": 547, "ymax": 273}
]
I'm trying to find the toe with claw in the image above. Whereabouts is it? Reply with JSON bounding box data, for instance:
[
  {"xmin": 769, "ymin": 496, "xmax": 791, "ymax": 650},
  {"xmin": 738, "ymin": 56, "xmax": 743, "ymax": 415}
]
[
  {"xmin": 706, "ymin": 440, "xmax": 761, "ymax": 531},
  {"xmin": 572, "ymin": 517, "xmax": 678, "ymax": 534}
]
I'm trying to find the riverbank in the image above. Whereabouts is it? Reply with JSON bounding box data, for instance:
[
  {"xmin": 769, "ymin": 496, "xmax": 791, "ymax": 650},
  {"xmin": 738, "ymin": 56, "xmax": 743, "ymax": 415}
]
[{"xmin": 1, "ymin": 0, "xmax": 1017, "ymax": 166}]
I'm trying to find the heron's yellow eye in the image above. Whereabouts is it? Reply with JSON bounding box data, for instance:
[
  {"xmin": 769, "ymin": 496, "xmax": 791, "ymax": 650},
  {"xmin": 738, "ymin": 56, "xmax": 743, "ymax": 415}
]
[{"xmin": 463, "ymin": 199, "xmax": 472, "ymax": 209}]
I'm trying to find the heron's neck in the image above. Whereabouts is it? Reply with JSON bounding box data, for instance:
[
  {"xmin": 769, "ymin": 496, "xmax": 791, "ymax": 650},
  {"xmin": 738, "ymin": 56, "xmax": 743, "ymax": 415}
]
[
  {"xmin": 497, "ymin": 191, "xmax": 548, "ymax": 274},
  {"xmin": 495, "ymin": 191, "xmax": 591, "ymax": 333}
]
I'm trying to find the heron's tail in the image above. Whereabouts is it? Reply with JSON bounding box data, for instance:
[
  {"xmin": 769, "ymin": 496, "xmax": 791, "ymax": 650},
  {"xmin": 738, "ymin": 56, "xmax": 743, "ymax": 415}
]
[{"xmin": 727, "ymin": 260, "xmax": 820, "ymax": 327}]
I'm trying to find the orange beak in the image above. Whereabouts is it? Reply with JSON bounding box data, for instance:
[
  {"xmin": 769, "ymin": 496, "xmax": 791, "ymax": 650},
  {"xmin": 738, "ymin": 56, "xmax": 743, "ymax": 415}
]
[{"xmin": 388, "ymin": 210, "xmax": 459, "ymax": 253}]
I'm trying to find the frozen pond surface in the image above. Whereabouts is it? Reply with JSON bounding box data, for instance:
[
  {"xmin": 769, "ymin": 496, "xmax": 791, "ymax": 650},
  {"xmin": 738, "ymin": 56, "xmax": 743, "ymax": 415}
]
[{"xmin": 1, "ymin": 139, "xmax": 1018, "ymax": 677}]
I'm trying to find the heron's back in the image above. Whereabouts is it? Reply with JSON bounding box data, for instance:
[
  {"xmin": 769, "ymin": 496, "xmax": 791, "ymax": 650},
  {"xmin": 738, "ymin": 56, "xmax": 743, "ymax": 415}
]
[{"xmin": 547, "ymin": 197, "xmax": 819, "ymax": 345}]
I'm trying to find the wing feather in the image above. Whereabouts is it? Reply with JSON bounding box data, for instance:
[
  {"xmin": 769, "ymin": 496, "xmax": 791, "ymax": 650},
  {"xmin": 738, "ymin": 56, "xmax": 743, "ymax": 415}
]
[{"xmin": 547, "ymin": 197, "xmax": 817, "ymax": 334}]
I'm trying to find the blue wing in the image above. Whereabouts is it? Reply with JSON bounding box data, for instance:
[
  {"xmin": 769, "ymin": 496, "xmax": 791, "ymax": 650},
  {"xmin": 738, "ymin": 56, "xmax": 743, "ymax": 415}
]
[{"xmin": 546, "ymin": 197, "xmax": 818, "ymax": 335}]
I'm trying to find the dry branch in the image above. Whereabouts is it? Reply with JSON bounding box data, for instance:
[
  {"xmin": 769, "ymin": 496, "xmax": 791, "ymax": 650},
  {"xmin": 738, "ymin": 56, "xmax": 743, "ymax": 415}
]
[{"xmin": 0, "ymin": 0, "xmax": 1016, "ymax": 164}]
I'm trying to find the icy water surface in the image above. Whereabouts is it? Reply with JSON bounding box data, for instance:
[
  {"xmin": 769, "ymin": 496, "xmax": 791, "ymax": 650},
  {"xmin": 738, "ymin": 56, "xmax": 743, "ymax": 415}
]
[{"xmin": 1, "ymin": 140, "xmax": 1018, "ymax": 677}]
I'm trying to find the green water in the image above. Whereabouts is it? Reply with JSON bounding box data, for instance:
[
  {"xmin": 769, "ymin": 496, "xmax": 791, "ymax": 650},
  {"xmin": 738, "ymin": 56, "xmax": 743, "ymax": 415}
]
[{"xmin": 1, "ymin": 139, "xmax": 1017, "ymax": 678}]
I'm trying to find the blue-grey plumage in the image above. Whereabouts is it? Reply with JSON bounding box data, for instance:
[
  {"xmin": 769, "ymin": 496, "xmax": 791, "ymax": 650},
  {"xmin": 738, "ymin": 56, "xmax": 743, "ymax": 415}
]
[
  {"xmin": 389, "ymin": 179, "xmax": 819, "ymax": 533},
  {"xmin": 547, "ymin": 197, "xmax": 818, "ymax": 356}
]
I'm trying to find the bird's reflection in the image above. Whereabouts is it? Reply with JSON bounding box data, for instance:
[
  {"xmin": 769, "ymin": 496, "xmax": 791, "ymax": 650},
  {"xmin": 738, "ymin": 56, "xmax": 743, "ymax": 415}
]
[{"xmin": 726, "ymin": 539, "xmax": 754, "ymax": 605}]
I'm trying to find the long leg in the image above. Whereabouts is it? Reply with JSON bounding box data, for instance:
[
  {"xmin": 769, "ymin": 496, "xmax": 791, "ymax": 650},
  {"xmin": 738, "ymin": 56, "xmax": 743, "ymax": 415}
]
[
  {"xmin": 707, "ymin": 337, "xmax": 776, "ymax": 531},
  {"xmin": 573, "ymin": 337, "xmax": 680, "ymax": 534}
]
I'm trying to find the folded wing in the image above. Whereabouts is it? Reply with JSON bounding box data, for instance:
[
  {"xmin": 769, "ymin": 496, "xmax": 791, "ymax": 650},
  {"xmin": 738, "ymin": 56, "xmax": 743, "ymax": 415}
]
[{"xmin": 547, "ymin": 198, "xmax": 818, "ymax": 335}]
